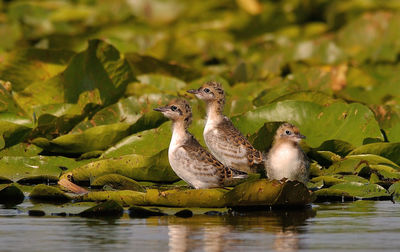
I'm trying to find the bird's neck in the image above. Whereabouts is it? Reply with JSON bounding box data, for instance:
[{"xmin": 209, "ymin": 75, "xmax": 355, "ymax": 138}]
[
  {"xmin": 171, "ymin": 120, "xmax": 190, "ymax": 145},
  {"xmin": 206, "ymin": 100, "xmax": 224, "ymax": 124}
]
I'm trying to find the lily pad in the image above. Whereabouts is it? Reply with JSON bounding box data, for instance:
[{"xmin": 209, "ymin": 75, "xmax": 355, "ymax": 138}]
[
  {"xmin": 329, "ymin": 182, "xmax": 390, "ymax": 199},
  {"xmin": 33, "ymin": 123, "xmax": 131, "ymax": 154},
  {"xmin": 224, "ymin": 179, "xmax": 311, "ymax": 207},
  {"xmin": 91, "ymin": 174, "xmax": 146, "ymax": 192},
  {"xmin": 70, "ymin": 149, "xmax": 179, "ymax": 183},
  {"xmin": 80, "ymin": 190, "xmax": 146, "ymax": 207},
  {"xmin": 29, "ymin": 184, "xmax": 71, "ymax": 202},
  {"xmin": 233, "ymin": 100, "xmax": 383, "ymax": 148},
  {"xmin": 0, "ymin": 184, "xmax": 24, "ymax": 204},
  {"xmin": 0, "ymin": 155, "xmax": 89, "ymax": 182},
  {"xmin": 388, "ymin": 182, "xmax": 400, "ymax": 201},
  {"xmin": 26, "ymin": 202, "xmax": 97, "ymax": 216},
  {"xmin": 79, "ymin": 200, "xmax": 123, "ymax": 217},
  {"xmin": 349, "ymin": 142, "xmax": 400, "ymax": 166},
  {"xmin": 128, "ymin": 205, "xmax": 166, "ymax": 218}
]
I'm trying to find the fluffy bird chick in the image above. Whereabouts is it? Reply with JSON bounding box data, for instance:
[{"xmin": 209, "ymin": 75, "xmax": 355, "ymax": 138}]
[
  {"xmin": 154, "ymin": 99, "xmax": 248, "ymax": 189},
  {"xmin": 187, "ymin": 81, "xmax": 263, "ymax": 174},
  {"xmin": 265, "ymin": 123, "xmax": 310, "ymax": 183}
]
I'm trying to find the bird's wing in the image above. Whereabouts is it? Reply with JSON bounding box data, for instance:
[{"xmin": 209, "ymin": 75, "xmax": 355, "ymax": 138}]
[{"xmin": 214, "ymin": 117, "xmax": 263, "ymax": 165}]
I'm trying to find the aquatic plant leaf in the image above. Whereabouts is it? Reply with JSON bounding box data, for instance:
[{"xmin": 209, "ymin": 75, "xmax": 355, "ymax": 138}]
[
  {"xmin": 329, "ymin": 182, "xmax": 390, "ymax": 199},
  {"xmin": 349, "ymin": 142, "xmax": 400, "ymax": 166},
  {"xmin": 224, "ymin": 179, "xmax": 311, "ymax": 207},
  {"xmin": 234, "ymin": 100, "xmax": 383, "ymax": 148},
  {"xmin": 125, "ymin": 53, "xmax": 200, "ymax": 82},
  {"xmin": 0, "ymin": 143, "xmax": 42, "ymax": 157},
  {"xmin": 33, "ymin": 123, "xmax": 131, "ymax": 154},
  {"xmin": 26, "ymin": 202, "xmax": 97, "ymax": 216},
  {"xmin": 79, "ymin": 200, "xmax": 123, "ymax": 217},
  {"xmin": 102, "ymin": 122, "xmax": 171, "ymax": 158},
  {"xmin": 145, "ymin": 188, "xmax": 228, "ymax": 208},
  {"xmin": 70, "ymin": 149, "xmax": 179, "ymax": 183},
  {"xmin": 30, "ymin": 184, "xmax": 71, "ymax": 202},
  {"xmin": 91, "ymin": 174, "xmax": 146, "ymax": 192},
  {"xmin": 388, "ymin": 182, "xmax": 400, "ymax": 201},
  {"xmin": 0, "ymin": 121, "xmax": 32, "ymax": 149},
  {"xmin": 0, "ymin": 184, "xmax": 24, "ymax": 204},
  {"xmin": 80, "ymin": 190, "xmax": 146, "ymax": 207},
  {"xmin": 0, "ymin": 155, "xmax": 88, "ymax": 182}
]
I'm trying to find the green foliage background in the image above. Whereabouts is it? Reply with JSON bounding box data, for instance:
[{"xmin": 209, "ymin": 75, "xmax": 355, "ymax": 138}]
[{"xmin": 0, "ymin": 0, "xmax": 400, "ymax": 205}]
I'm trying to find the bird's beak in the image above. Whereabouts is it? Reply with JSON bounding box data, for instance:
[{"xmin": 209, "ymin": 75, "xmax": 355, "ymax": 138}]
[
  {"xmin": 298, "ymin": 134, "xmax": 306, "ymax": 139},
  {"xmin": 153, "ymin": 106, "xmax": 169, "ymax": 112},
  {"xmin": 187, "ymin": 89, "xmax": 199, "ymax": 94}
]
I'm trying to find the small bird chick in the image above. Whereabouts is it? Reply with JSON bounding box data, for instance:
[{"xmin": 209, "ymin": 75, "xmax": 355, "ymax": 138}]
[
  {"xmin": 187, "ymin": 81, "xmax": 263, "ymax": 174},
  {"xmin": 265, "ymin": 123, "xmax": 310, "ymax": 184},
  {"xmin": 154, "ymin": 99, "xmax": 248, "ymax": 189}
]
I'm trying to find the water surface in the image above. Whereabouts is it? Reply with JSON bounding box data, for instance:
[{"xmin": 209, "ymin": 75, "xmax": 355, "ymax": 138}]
[{"xmin": 1, "ymin": 201, "xmax": 399, "ymax": 252}]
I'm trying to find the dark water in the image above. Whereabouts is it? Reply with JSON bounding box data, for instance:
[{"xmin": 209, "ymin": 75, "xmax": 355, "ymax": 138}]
[{"xmin": 1, "ymin": 201, "xmax": 399, "ymax": 252}]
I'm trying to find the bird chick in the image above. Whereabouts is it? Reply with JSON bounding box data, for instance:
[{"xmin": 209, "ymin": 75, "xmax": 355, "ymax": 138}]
[
  {"xmin": 265, "ymin": 123, "xmax": 309, "ymax": 183},
  {"xmin": 187, "ymin": 81, "xmax": 263, "ymax": 174},
  {"xmin": 154, "ymin": 99, "xmax": 248, "ymax": 189}
]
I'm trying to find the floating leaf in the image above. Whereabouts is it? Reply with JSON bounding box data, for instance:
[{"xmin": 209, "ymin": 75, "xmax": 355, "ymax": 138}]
[
  {"xmin": 349, "ymin": 142, "xmax": 400, "ymax": 166},
  {"xmin": 26, "ymin": 202, "xmax": 97, "ymax": 216},
  {"xmin": 233, "ymin": 100, "xmax": 383, "ymax": 148},
  {"xmin": 80, "ymin": 190, "xmax": 146, "ymax": 207},
  {"xmin": 70, "ymin": 149, "xmax": 179, "ymax": 183},
  {"xmin": 0, "ymin": 155, "xmax": 88, "ymax": 182},
  {"xmin": 388, "ymin": 182, "xmax": 400, "ymax": 201},
  {"xmin": 30, "ymin": 184, "xmax": 71, "ymax": 202},
  {"xmin": 0, "ymin": 184, "xmax": 24, "ymax": 204},
  {"xmin": 91, "ymin": 174, "xmax": 146, "ymax": 192},
  {"xmin": 79, "ymin": 200, "xmax": 123, "ymax": 217},
  {"xmin": 224, "ymin": 179, "xmax": 311, "ymax": 207},
  {"xmin": 129, "ymin": 205, "xmax": 166, "ymax": 218}
]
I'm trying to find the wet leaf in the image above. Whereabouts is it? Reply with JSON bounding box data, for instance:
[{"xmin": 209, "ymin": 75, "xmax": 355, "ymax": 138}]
[
  {"xmin": 329, "ymin": 182, "xmax": 390, "ymax": 199},
  {"xmin": 79, "ymin": 200, "xmax": 123, "ymax": 217},
  {"xmin": 234, "ymin": 100, "xmax": 383, "ymax": 148},
  {"xmin": 128, "ymin": 205, "xmax": 166, "ymax": 218},
  {"xmin": 70, "ymin": 149, "xmax": 179, "ymax": 183},
  {"xmin": 33, "ymin": 123, "xmax": 131, "ymax": 154},
  {"xmin": 145, "ymin": 188, "xmax": 228, "ymax": 208},
  {"xmin": 224, "ymin": 179, "xmax": 311, "ymax": 207},
  {"xmin": 388, "ymin": 182, "xmax": 400, "ymax": 201},
  {"xmin": 0, "ymin": 121, "xmax": 32, "ymax": 149},
  {"xmin": 0, "ymin": 184, "xmax": 24, "ymax": 204},
  {"xmin": 26, "ymin": 202, "xmax": 97, "ymax": 216},
  {"xmin": 0, "ymin": 155, "xmax": 88, "ymax": 182},
  {"xmin": 91, "ymin": 174, "xmax": 146, "ymax": 192},
  {"xmin": 80, "ymin": 190, "xmax": 146, "ymax": 207},
  {"xmin": 30, "ymin": 184, "xmax": 71, "ymax": 202},
  {"xmin": 349, "ymin": 142, "xmax": 400, "ymax": 166}
]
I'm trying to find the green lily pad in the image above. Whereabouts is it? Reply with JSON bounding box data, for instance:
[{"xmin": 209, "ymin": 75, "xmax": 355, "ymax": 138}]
[
  {"xmin": 0, "ymin": 121, "xmax": 32, "ymax": 149},
  {"xmin": 125, "ymin": 53, "xmax": 200, "ymax": 82},
  {"xmin": 224, "ymin": 179, "xmax": 311, "ymax": 207},
  {"xmin": 80, "ymin": 190, "xmax": 146, "ymax": 207},
  {"xmin": 0, "ymin": 184, "xmax": 24, "ymax": 204},
  {"xmin": 0, "ymin": 142, "xmax": 42, "ymax": 157},
  {"xmin": 233, "ymin": 100, "xmax": 383, "ymax": 148},
  {"xmin": 271, "ymin": 91, "xmax": 342, "ymax": 106},
  {"xmin": 33, "ymin": 123, "xmax": 131, "ymax": 154},
  {"xmin": 0, "ymin": 155, "xmax": 88, "ymax": 182},
  {"xmin": 26, "ymin": 202, "xmax": 97, "ymax": 216},
  {"xmin": 70, "ymin": 149, "xmax": 179, "ymax": 183},
  {"xmin": 145, "ymin": 188, "xmax": 228, "ymax": 208},
  {"xmin": 79, "ymin": 200, "xmax": 123, "ymax": 217},
  {"xmin": 128, "ymin": 205, "xmax": 166, "ymax": 218},
  {"xmin": 30, "ymin": 184, "xmax": 71, "ymax": 202},
  {"xmin": 388, "ymin": 182, "xmax": 400, "ymax": 201},
  {"xmin": 349, "ymin": 142, "xmax": 400, "ymax": 166},
  {"xmin": 102, "ymin": 122, "xmax": 171, "ymax": 158},
  {"xmin": 369, "ymin": 165, "xmax": 400, "ymax": 180},
  {"xmin": 323, "ymin": 154, "xmax": 400, "ymax": 176},
  {"xmin": 330, "ymin": 182, "xmax": 390, "ymax": 199},
  {"xmin": 91, "ymin": 174, "xmax": 146, "ymax": 192},
  {"xmin": 311, "ymin": 175, "xmax": 369, "ymax": 187}
]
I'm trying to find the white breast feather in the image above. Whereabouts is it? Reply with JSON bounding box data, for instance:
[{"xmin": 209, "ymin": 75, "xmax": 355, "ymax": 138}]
[{"xmin": 269, "ymin": 143, "xmax": 300, "ymax": 180}]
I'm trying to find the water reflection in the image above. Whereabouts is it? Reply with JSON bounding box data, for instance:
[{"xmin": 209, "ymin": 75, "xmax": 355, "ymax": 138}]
[{"xmin": 164, "ymin": 208, "xmax": 316, "ymax": 252}]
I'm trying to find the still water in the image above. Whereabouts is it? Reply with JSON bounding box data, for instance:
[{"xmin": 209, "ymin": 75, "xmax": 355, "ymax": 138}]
[{"xmin": 1, "ymin": 201, "xmax": 399, "ymax": 252}]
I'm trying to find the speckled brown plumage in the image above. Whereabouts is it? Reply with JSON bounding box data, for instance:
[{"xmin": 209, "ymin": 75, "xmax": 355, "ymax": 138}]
[
  {"xmin": 154, "ymin": 99, "xmax": 248, "ymax": 189},
  {"xmin": 187, "ymin": 81, "xmax": 263, "ymax": 174}
]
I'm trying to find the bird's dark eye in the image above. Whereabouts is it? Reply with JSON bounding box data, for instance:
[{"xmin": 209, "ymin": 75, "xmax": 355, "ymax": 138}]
[
  {"xmin": 171, "ymin": 105, "xmax": 177, "ymax": 111},
  {"xmin": 204, "ymin": 88, "xmax": 210, "ymax": 93},
  {"xmin": 285, "ymin": 130, "xmax": 291, "ymax": 135}
]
